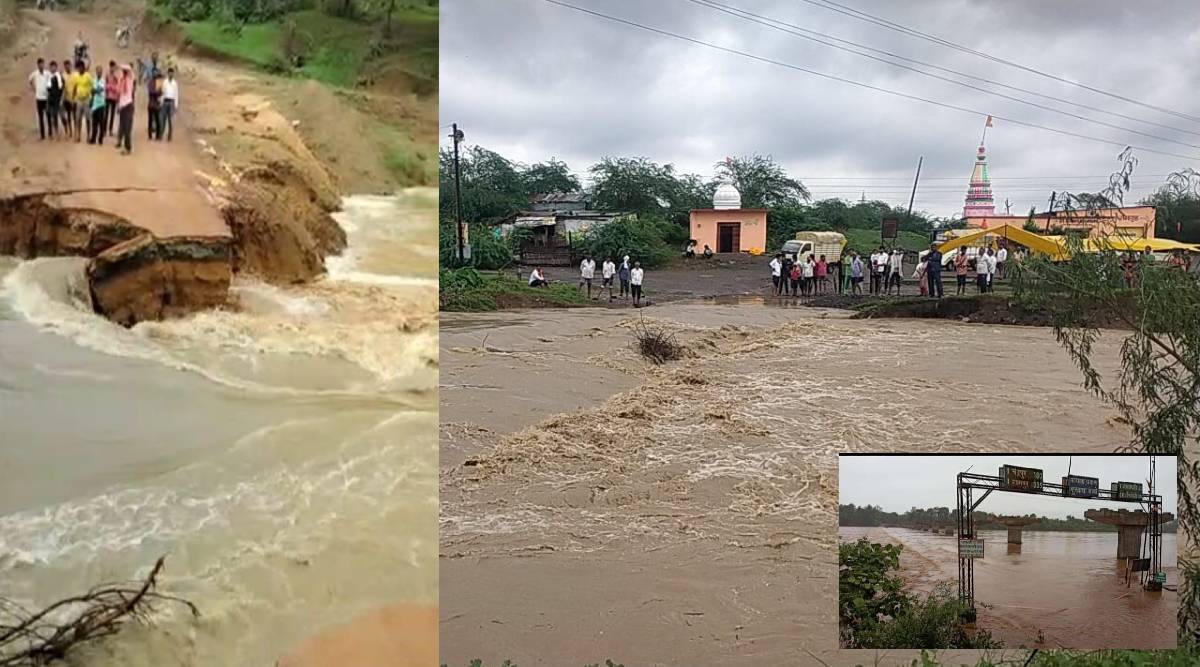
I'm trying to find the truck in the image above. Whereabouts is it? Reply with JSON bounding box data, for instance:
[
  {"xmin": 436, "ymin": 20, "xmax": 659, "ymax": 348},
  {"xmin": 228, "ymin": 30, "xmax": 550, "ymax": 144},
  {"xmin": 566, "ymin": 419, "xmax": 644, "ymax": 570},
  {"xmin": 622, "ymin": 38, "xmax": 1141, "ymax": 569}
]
[{"xmin": 781, "ymin": 231, "xmax": 846, "ymax": 263}]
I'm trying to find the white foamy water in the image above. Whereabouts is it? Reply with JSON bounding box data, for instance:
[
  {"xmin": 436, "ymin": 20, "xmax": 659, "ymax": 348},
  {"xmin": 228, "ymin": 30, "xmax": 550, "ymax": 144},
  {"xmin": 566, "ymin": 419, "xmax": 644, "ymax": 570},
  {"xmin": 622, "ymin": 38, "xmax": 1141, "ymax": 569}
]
[{"xmin": 0, "ymin": 190, "xmax": 437, "ymax": 665}]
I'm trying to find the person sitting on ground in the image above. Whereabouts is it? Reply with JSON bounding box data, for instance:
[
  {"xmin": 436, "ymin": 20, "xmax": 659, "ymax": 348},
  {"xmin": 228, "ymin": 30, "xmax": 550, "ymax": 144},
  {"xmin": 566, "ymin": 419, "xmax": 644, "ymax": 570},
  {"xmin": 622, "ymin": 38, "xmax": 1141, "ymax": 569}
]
[
  {"xmin": 578, "ymin": 255, "xmax": 595, "ymax": 298},
  {"xmin": 601, "ymin": 256, "xmax": 616, "ymax": 300},
  {"xmin": 683, "ymin": 239, "xmax": 696, "ymax": 259},
  {"xmin": 528, "ymin": 267, "xmax": 548, "ymax": 288},
  {"xmin": 702, "ymin": 244, "xmax": 713, "ymax": 259},
  {"xmin": 815, "ymin": 254, "xmax": 828, "ymax": 293},
  {"xmin": 630, "ymin": 261, "xmax": 645, "ymax": 307},
  {"xmin": 954, "ymin": 247, "xmax": 969, "ymax": 295},
  {"xmin": 769, "ymin": 253, "xmax": 783, "ymax": 295}
]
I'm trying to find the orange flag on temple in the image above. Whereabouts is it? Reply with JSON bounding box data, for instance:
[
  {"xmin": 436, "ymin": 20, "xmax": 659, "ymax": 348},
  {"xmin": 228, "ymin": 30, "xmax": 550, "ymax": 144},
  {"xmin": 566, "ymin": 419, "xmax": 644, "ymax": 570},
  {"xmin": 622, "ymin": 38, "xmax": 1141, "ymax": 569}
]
[{"xmin": 985, "ymin": 115, "xmax": 994, "ymax": 127}]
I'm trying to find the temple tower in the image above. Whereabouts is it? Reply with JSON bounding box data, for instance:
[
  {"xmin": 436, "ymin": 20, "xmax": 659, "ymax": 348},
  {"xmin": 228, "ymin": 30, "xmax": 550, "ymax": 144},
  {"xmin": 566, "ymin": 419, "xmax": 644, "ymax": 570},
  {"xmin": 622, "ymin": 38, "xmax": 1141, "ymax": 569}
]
[{"xmin": 963, "ymin": 143, "xmax": 995, "ymax": 218}]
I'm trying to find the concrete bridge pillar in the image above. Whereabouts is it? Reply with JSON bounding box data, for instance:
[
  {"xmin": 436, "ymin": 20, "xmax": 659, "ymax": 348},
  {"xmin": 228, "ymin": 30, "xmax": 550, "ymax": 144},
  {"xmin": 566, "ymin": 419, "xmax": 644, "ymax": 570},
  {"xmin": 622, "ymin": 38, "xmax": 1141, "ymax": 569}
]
[
  {"xmin": 1084, "ymin": 508, "xmax": 1175, "ymax": 559},
  {"xmin": 995, "ymin": 516, "xmax": 1040, "ymax": 546}
]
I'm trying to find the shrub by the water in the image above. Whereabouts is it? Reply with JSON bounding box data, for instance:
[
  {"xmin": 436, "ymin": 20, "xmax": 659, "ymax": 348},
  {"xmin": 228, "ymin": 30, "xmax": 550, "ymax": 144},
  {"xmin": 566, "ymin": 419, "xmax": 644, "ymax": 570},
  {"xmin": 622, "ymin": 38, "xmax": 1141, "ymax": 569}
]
[
  {"xmin": 575, "ymin": 215, "xmax": 675, "ymax": 269},
  {"xmin": 839, "ymin": 537, "xmax": 997, "ymax": 649}
]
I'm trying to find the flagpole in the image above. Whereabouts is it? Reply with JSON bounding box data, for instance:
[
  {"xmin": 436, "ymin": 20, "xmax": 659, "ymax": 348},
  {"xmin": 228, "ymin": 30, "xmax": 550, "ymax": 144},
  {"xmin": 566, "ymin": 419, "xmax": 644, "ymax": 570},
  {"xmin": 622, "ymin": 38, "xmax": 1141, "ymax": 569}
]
[{"xmin": 981, "ymin": 118, "xmax": 988, "ymax": 146}]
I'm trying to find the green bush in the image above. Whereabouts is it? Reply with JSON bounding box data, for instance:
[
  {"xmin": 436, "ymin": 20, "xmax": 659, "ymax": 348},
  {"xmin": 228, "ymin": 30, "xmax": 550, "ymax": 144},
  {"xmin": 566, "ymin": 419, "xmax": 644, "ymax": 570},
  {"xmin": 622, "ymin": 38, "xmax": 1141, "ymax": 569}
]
[
  {"xmin": 576, "ymin": 215, "xmax": 673, "ymax": 268},
  {"xmin": 840, "ymin": 538, "xmax": 995, "ymax": 649},
  {"xmin": 439, "ymin": 268, "xmax": 587, "ymax": 312}
]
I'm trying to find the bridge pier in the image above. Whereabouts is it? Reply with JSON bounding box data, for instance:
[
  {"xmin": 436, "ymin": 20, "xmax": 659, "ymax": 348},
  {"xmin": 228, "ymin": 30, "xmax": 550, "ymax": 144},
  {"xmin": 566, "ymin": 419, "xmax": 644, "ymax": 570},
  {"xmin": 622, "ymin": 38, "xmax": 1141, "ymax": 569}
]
[
  {"xmin": 995, "ymin": 516, "xmax": 1040, "ymax": 548},
  {"xmin": 1084, "ymin": 508, "xmax": 1175, "ymax": 559}
]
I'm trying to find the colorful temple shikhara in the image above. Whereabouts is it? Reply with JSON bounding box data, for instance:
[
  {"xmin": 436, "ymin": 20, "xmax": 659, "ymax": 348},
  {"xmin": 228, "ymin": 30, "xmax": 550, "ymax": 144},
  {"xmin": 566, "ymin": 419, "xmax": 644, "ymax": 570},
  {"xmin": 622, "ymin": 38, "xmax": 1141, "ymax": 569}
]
[{"xmin": 962, "ymin": 142, "xmax": 995, "ymax": 219}]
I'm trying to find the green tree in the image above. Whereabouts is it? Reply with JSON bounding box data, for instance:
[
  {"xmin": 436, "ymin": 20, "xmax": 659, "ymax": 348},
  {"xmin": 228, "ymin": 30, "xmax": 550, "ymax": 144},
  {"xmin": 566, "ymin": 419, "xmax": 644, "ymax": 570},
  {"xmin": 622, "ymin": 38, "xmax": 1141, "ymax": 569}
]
[
  {"xmin": 521, "ymin": 159, "xmax": 581, "ymax": 197},
  {"xmin": 588, "ymin": 157, "xmax": 681, "ymax": 217},
  {"xmin": 714, "ymin": 154, "xmax": 810, "ymax": 208},
  {"xmin": 1144, "ymin": 168, "xmax": 1200, "ymax": 244}
]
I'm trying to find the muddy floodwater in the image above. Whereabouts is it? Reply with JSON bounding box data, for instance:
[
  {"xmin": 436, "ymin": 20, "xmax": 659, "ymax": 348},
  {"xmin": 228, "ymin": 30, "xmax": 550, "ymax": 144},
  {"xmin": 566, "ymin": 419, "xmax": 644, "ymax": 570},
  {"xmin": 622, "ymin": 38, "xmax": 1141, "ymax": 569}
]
[
  {"xmin": 441, "ymin": 303, "xmax": 1134, "ymax": 665},
  {"xmin": 840, "ymin": 527, "xmax": 1177, "ymax": 649},
  {"xmin": 0, "ymin": 190, "xmax": 437, "ymax": 665}
]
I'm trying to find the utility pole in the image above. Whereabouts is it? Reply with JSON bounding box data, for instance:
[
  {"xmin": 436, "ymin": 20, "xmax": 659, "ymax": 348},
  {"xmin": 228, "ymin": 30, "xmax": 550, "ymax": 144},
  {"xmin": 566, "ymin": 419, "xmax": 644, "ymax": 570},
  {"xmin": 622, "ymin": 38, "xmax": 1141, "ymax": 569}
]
[
  {"xmin": 1004, "ymin": 198, "xmax": 1012, "ymax": 215},
  {"xmin": 451, "ymin": 123, "xmax": 466, "ymax": 263},
  {"xmin": 1045, "ymin": 191, "xmax": 1057, "ymax": 234},
  {"xmin": 904, "ymin": 155, "xmax": 923, "ymax": 240}
]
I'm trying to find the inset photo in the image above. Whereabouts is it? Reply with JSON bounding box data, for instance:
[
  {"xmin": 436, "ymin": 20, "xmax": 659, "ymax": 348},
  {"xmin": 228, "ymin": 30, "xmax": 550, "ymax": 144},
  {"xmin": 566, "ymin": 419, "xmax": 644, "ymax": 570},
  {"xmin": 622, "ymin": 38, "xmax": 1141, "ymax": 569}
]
[{"xmin": 839, "ymin": 454, "xmax": 1177, "ymax": 650}]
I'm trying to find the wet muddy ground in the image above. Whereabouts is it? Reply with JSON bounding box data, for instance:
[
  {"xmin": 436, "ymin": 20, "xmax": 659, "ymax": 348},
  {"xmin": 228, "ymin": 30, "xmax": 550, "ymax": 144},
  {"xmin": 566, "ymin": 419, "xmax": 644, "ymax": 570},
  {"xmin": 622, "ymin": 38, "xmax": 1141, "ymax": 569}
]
[{"xmin": 440, "ymin": 303, "xmax": 1130, "ymax": 665}]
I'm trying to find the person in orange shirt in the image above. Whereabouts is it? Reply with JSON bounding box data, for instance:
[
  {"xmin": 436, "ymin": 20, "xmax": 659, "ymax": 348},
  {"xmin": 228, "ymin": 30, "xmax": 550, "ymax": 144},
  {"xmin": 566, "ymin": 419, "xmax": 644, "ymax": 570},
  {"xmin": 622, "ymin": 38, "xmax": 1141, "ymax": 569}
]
[
  {"xmin": 105, "ymin": 60, "xmax": 121, "ymax": 135},
  {"xmin": 954, "ymin": 247, "xmax": 969, "ymax": 295}
]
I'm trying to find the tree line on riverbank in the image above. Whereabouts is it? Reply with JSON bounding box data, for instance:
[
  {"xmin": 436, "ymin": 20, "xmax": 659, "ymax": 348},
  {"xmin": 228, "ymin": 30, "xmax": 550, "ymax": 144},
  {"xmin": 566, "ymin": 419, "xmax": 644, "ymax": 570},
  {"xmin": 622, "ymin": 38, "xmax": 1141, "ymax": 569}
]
[
  {"xmin": 437, "ymin": 144, "xmax": 956, "ymax": 270},
  {"xmin": 840, "ymin": 503, "xmax": 1178, "ymax": 533}
]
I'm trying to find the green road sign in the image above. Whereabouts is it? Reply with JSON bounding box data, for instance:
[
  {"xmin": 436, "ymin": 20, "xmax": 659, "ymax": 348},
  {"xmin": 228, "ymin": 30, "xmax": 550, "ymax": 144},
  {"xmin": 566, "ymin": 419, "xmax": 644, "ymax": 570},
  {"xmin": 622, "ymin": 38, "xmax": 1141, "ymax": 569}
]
[
  {"xmin": 1154, "ymin": 572, "xmax": 1167, "ymax": 583},
  {"xmin": 1112, "ymin": 481, "xmax": 1143, "ymax": 501}
]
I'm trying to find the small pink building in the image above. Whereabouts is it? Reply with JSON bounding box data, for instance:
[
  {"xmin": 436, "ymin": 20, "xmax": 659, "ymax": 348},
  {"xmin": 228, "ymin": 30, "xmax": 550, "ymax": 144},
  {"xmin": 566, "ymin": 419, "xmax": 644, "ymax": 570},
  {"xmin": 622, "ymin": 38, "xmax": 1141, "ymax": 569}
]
[{"xmin": 688, "ymin": 183, "xmax": 768, "ymax": 253}]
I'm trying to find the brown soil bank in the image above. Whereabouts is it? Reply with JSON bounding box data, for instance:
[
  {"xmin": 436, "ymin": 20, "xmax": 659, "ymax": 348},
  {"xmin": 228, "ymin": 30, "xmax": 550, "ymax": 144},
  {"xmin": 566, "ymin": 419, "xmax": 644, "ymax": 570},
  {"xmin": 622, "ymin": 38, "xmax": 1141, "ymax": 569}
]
[
  {"xmin": 850, "ymin": 294, "xmax": 1132, "ymax": 329},
  {"xmin": 0, "ymin": 193, "xmax": 232, "ymax": 324}
]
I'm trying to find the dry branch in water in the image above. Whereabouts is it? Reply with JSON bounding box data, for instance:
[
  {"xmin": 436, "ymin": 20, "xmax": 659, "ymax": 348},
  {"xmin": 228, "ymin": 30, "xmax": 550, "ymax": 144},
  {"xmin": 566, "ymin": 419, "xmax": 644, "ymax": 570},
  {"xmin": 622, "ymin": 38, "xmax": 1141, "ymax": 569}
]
[
  {"xmin": 633, "ymin": 317, "xmax": 686, "ymax": 365},
  {"xmin": 0, "ymin": 556, "xmax": 198, "ymax": 666}
]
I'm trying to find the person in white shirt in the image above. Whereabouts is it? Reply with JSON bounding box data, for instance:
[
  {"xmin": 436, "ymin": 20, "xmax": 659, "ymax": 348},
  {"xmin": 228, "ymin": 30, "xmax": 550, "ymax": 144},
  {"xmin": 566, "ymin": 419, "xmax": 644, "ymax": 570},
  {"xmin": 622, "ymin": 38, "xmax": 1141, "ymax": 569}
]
[
  {"xmin": 28, "ymin": 58, "xmax": 50, "ymax": 140},
  {"xmin": 985, "ymin": 248, "xmax": 998, "ymax": 292},
  {"xmin": 601, "ymin": 256, "xmax": 616, "ymax": 300},
  {"xmin": 995, "ymin": 245, "xmax": 1008, "ymax": 279},
  {"xmin": 887, "ymin": 248, "xmax": 904, "ymax": 295},
  {"xmin": 871, "ymin": 249, "xmax": 889, "ymax": 295},
  {"xmin": 528, "ymin": 267, "xmax": 548, "ymax": 288},
  {"xmin": 630, "ymin": 261, "xmax": 645, "ymax": 306},
  {"xmin": 159, "ymin": 67, "xmax": 179, "ymax": 142},
  {"xmin": 800, "ymin": 254, "xmax": 815, "ymax": 295},
  {"xmin": 769, "ymin": 254, "xmax": 783, "ymax": 295},
  {"xmin": 975, "ymin": 249, "xmax": 989, "ymax": 293},
  {"xmin": 578, "ymin": 256, "xmax": 596, "ymax": 298}
]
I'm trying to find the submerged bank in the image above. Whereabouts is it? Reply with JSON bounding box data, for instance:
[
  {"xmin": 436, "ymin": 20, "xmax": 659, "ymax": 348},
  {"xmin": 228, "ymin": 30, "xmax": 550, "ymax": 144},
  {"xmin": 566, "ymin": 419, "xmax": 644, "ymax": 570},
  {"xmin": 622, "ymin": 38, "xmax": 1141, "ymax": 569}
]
[{"xmin": 0, "ymin": 190, "xmax": 437, "ymax": 665}]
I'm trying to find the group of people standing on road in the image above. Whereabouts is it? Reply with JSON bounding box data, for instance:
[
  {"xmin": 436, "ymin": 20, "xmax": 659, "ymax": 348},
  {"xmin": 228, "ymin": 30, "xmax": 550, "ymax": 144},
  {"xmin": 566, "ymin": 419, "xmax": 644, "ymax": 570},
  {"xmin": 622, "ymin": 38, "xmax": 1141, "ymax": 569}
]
[
  {"xmin": 28, "ymin": 38, "xmax": 179, "ymax": 155},
  {"xmin": 530, "ymin": 255, "xmax": 647, "ymax": 306},
  {"xmin": 769, "ymin": 252, "xmax": 830, "ymax": 296}
]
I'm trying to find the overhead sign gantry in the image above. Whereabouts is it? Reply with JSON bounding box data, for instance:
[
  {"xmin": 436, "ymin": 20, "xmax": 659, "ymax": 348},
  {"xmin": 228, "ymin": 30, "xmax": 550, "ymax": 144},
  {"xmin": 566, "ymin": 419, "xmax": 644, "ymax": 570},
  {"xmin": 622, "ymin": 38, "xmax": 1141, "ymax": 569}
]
[{"xmin": 956, "ymin": 462, "xmax": 1164, "ymax": 618}]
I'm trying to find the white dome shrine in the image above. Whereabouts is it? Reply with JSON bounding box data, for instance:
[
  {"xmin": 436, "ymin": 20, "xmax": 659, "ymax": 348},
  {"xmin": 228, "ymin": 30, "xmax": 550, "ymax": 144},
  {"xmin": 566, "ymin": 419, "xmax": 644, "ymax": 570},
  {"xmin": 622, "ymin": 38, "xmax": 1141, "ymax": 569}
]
[{"xmin": 712, "ymin": 182, "xmax": 742, "ymax": 210}]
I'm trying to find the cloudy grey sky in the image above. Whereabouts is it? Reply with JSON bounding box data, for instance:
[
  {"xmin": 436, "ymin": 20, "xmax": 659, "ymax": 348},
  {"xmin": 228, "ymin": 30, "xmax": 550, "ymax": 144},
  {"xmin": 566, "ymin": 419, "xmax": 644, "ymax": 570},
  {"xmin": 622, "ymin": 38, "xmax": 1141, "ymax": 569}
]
[
  {"xmin": 440, "ymin": 0, "xmax": 1200, "ymax": 217},
  {"xmin": 839, "ymin": 455, "xmax": 1178, "ymax": 518}
]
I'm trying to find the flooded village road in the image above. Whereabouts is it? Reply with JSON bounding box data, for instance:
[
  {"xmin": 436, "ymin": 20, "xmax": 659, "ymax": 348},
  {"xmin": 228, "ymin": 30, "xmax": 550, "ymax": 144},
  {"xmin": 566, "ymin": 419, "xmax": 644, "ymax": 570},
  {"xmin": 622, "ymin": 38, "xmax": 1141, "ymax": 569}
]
[{"xmin": 440, "ymin": 302, "xmax": 1136, "ymax": 665}]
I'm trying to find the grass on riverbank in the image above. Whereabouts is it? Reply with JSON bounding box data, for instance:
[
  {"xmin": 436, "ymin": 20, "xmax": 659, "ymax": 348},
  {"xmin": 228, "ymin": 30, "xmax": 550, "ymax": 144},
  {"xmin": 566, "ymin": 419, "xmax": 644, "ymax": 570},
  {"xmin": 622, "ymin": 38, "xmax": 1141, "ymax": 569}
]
[
  {"xmin": 440, "ymin": 268, "xmax": 590, "ymax": 312},
  {"xmin": 169, "ymin": 8, "xmax": 437, "ymax": 92}
]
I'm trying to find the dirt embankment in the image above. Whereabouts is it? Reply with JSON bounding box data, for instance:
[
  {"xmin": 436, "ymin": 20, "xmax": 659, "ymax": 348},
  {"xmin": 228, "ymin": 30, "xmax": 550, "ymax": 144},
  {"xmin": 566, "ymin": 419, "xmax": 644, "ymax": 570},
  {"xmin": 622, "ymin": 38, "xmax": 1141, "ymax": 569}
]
[
  {"xmin": 0, "ymin": 5, "xmax": 364, "ymax": 324},
  {"xmin": 851, "ymin": 294, "xmax": 1133, "ymax": 329}
]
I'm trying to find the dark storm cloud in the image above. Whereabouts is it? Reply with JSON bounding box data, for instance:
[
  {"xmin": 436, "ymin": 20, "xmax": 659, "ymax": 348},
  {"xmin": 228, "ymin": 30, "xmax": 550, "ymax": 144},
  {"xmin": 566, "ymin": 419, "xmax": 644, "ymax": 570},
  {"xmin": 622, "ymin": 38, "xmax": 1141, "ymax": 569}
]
[{"xmin": 442, "ymin": 0, "xmax": 1200, "ymax": 216}]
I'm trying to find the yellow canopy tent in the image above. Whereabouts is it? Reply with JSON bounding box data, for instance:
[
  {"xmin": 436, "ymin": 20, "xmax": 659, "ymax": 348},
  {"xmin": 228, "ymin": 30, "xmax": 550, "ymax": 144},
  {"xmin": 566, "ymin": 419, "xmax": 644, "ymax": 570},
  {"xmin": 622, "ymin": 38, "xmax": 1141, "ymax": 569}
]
[
  {"xmin": 1081, "ymin": 236, "xmax": 1200, "ymax": 253},
  {"xmin": 936, "ymin": 223, "xmax": 1068, "ymax": 260}
]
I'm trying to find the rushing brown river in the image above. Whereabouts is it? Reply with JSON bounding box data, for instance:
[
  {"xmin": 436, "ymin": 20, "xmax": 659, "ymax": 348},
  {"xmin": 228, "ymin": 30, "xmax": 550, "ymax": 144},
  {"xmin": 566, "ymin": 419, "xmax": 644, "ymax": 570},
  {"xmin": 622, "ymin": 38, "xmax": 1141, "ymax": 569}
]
[
  {"xmin": 840, "ymin": 526, "xmax": 1178, "ymax": 649},
  {"xmin": 440, "ymin": 303, "xmax": 1146, "ymax": 665}
]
